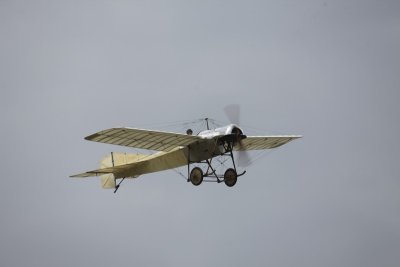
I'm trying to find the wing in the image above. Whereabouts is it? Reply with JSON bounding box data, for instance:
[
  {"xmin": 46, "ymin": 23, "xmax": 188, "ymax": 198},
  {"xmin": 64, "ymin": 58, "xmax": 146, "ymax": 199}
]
[
  {"xmin": 85, "ymin": 127, "xmax": 201, "ymax": 151},
  {"xmin": 236, "ymin": 135, "xmax": 302, "ymax": 150}
]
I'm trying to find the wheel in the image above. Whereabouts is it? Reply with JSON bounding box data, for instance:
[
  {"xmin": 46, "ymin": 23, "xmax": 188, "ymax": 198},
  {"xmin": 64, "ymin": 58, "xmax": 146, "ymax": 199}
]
[
  {"xmin": 190, "ymin": 167, "xmax": 203, "ymax": 186},
  {"xmin": 224, "ymin": 168, "xmax": 237, "ymax": 187}
]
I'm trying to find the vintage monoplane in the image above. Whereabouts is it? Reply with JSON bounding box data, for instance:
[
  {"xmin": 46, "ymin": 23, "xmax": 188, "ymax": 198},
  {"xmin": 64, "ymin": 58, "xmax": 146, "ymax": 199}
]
[{"xmin": 71, "ymin": 111, "xmax": 301, "ymax": 192}]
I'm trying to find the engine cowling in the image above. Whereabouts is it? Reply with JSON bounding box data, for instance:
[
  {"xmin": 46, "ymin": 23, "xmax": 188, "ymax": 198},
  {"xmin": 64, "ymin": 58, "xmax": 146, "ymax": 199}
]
[{"xmin": 198, "ymin": 124, "xmax": 246, "ymax": 144}]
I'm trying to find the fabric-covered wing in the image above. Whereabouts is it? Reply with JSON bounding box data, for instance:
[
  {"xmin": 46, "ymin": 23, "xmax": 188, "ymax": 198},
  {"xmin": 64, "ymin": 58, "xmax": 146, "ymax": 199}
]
[
  {"xmin": 85, "ymin": 127, "xmax": 201, "ymax": 151},
  {"xmin": 236, "ymin": 135, "xmax": 302, "ymax": 150}
]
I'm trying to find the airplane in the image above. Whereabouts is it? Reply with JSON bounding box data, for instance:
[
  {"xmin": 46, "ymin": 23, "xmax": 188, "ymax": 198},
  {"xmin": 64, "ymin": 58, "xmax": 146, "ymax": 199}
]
[{"xmin": 71, "ymin": 114, "xmax": 301, "ymax": 192}]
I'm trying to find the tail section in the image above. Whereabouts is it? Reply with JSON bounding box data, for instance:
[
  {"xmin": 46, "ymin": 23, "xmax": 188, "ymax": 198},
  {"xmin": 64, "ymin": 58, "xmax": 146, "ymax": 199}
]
[
  {"xmin": 99, "ymin": 152, "xmax": 147, "ymax": 189},
  {"xmin": 70, "ymin": 152, "xmax": 149, "ymax": 189}
]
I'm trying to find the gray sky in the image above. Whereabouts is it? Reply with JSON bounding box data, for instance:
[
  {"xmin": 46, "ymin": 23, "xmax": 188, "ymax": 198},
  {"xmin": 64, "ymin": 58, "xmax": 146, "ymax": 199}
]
[{"xmin": 1, "ymin": 0, "xmax": 400, "ymax": 266}]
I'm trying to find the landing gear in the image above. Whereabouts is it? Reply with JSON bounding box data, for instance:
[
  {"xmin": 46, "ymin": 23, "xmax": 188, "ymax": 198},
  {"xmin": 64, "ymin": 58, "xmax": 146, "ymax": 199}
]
[
  {"xmin": 186, "ymin": 139, "xmax": 245, "ymax": 187},
  {"xmin": 224, "ymin": 168, "xmax": 237, "ymax": 187},
  {"xmin": 190, "ymin": 167, "xmax": 203, "ymax": 186}
]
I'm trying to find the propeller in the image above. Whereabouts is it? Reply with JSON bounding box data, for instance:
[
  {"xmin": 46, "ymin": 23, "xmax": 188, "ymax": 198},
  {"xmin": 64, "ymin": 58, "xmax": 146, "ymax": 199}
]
[
  {"xmin": 224, "ymin": 104, "xmax": 240, "ymax": 125},
  {"xmin": 224, "ymin": 104, "xmax": 251, "ymax": 167}
]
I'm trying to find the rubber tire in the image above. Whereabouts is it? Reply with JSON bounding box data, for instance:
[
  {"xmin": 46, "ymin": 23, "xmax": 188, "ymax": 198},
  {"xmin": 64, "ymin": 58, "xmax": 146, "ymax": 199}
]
[
  {"xmin": 224, "ymin": 168, "xmax": 237, "ymax": 187},
  {"xmin": 190, "ymin": 167, "xmax": 203, "ymax": 186}
]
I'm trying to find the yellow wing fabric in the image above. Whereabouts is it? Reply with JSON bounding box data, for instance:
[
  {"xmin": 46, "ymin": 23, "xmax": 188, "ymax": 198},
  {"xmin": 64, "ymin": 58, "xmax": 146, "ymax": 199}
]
[
  {"xmin": 236, "ymin": 135, "xmax": 302, "ymax": 150},
  {"xmin": 85, "ymin": 127, "xmax": 201, "ymax": 151}
]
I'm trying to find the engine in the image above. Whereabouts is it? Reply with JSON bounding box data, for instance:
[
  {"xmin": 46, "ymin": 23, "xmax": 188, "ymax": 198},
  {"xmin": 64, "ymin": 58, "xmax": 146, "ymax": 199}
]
[{"xmin": 198, "ymin": 124, "xmax": 245, "ymax": 139}]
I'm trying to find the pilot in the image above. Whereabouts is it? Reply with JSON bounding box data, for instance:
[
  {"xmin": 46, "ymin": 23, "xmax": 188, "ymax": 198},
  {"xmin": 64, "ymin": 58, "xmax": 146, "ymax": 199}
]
[{"xmin": 186, "ymin": 129, "xmax": 193, "ymax": 135}]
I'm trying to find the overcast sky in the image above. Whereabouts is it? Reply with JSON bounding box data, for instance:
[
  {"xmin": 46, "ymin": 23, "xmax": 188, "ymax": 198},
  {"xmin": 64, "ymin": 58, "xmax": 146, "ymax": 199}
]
[{"xmin": 1, "ymin": 0, "xmax": 400, "ymax": 266}]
